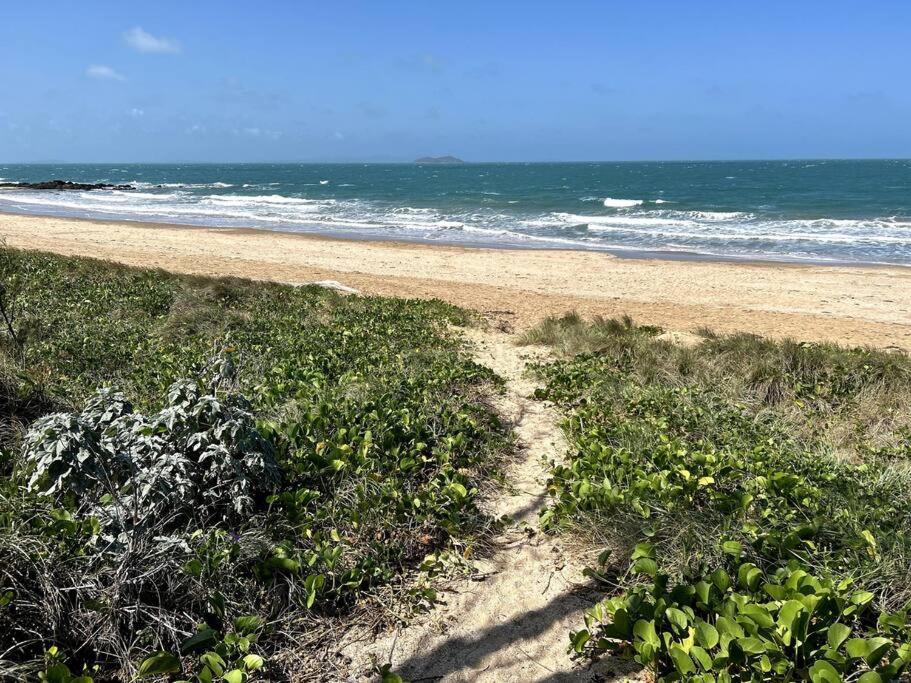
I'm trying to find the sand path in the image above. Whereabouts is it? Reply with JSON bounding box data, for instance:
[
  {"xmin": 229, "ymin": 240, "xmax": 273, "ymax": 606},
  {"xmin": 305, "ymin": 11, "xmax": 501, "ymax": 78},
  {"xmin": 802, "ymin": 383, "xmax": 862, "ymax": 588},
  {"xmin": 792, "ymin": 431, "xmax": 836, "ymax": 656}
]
[{"xmin": 338, "ymin": 328, "xmax": 634, "ymax": 682}]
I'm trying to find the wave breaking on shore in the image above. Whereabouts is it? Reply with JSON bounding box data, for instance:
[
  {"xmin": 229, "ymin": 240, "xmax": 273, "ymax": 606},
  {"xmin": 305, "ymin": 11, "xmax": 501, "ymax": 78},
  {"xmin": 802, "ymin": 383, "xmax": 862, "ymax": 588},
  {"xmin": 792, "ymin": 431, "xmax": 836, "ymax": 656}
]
[{"xmin": 1, "ymin": 160, "xmax": 909, "ymax": 265}]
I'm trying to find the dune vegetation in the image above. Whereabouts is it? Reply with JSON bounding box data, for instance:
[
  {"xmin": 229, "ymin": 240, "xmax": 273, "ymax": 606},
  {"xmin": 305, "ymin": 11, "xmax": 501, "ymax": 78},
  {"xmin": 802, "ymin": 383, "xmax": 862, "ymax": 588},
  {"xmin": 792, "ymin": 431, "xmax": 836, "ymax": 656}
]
[
  {"xmin": 0, "ymin": 248, "xmax": 509, "ymax": 681},
  {"xmin": 522, "ymin": 314, "xmax": 911, "ymax": 682},
  {"xmin": 3, "ymin": 246, "xmax": 910, "ymax": 683}
]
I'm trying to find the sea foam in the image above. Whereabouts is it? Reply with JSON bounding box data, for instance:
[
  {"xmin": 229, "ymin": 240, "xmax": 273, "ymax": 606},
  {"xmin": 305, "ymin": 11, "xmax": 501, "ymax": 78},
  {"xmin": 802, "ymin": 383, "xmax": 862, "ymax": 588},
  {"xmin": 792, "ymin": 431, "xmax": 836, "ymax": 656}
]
[
  {"xmin": 603, "ymin": 197, "xmax": 644, "ymax": 208},
  {"xmin": 1, "ymin": 162, "xmax": 908, "ymax": 265}
]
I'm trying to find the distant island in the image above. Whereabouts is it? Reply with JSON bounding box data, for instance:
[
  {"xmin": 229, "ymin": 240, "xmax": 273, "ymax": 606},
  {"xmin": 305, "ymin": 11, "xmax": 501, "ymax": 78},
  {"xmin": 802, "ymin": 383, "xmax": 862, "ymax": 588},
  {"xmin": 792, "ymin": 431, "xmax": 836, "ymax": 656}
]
[{"xmin": 414, "ymin": 156, "xmax": 465, "ymax": 164}]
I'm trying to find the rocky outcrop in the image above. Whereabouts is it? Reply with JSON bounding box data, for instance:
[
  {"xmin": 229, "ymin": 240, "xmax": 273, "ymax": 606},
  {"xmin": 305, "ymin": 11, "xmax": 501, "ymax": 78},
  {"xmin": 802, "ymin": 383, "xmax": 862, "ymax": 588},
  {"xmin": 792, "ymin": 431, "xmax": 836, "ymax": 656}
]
[{"xmin": 0, "ymin": 180, "xmax": 135, "ymax": 191}]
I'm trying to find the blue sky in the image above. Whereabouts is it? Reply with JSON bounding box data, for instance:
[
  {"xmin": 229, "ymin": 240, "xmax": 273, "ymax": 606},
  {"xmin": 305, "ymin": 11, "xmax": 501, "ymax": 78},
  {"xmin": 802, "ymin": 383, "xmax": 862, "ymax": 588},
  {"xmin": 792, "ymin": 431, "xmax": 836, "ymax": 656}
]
[{"xmin": 2, "ymin": 1, "xmax": 910, "ymax": 162}]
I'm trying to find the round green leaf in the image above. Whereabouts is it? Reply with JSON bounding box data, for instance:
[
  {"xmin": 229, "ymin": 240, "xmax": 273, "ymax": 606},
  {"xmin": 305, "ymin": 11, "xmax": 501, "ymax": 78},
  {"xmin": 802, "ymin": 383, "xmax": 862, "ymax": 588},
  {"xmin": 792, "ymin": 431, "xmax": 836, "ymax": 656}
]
[
  {"xmin": 136, "ymin": 651, "xmax": 181, "ymax": 677},
  {"xmin": 242, "ymin": 654, "xmax": 264, "ymax": 671},
  {"xmin": 665, "ymin": 607, "xmax": 689, "ymax": 632},
  {"xmin": 809, "ymin": 660, "xmax": 842, "ymax": 683},
  {"xmin": 223, "ymin": 670, "xmax": 245, "ymax": 683},
  {"xmin": 827, "ymin": 623, "xmax": 852, "ymax": 651},
  {"xmin": 695, "ymin": 620, "xmax": 719, "ymax": 649}
]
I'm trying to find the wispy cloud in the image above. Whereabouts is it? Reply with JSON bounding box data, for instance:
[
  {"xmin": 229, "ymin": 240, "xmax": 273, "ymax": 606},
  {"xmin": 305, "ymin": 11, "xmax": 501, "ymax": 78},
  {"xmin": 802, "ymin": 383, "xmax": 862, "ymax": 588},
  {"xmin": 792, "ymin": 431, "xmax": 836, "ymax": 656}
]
[
  {"xmin": 86, "ymin": 64, "xmax": 126, "ymax": 81},
  {"xmin": 124, "ymin": 26, "xmax": 181, "ymax": 54},
  {"xmin": 129, "ymin": 108, "xmax": 145, "ymax": 117}
]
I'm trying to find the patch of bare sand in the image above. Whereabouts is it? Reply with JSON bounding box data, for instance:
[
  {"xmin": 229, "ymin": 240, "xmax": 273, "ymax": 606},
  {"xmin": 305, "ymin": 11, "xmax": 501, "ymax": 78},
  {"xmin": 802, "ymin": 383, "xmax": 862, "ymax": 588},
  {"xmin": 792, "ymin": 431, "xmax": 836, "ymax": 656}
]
[
  {"xmin": 336, "ymin": 328, "xmax": 638, "ymax": 682},
  {"xmin": 1, "ymin": 213, "xmax": 910, "ymax": 351}
]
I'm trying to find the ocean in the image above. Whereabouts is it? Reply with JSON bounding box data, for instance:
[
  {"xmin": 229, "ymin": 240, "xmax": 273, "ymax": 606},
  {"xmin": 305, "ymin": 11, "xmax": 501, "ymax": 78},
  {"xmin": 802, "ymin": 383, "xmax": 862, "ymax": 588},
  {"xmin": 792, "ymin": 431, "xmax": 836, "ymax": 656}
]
[{"xmin": 1, "ymin": 160, "xmax": 909, "ymax": 265}]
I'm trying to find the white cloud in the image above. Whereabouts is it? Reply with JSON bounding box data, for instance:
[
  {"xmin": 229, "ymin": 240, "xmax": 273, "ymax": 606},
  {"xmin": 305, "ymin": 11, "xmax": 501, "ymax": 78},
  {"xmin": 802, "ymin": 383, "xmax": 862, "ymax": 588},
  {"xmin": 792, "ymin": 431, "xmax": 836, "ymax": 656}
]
[
  {"xmin": 124, "ymin": 26, "xmax": 181, "ymax": 54},
  {"xmin": 86, "ymin": 65, "xmax": 126, "ymax": 81},
  {"xmin": 129, "ymin": 108, "xmax": 145, "ymax": 117}
]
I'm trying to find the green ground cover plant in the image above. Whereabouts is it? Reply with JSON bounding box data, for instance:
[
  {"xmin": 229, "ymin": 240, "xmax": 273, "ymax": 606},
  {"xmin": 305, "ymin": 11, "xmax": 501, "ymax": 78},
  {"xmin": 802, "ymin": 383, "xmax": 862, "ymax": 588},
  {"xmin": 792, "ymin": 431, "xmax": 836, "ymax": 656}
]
[
  {"xmin": 523, "ymin": 314, "xmax": 911, "ymax": 681},
  {"xmin": 0, "ymin": 249, "xmax": 508, "ymax": 680}
]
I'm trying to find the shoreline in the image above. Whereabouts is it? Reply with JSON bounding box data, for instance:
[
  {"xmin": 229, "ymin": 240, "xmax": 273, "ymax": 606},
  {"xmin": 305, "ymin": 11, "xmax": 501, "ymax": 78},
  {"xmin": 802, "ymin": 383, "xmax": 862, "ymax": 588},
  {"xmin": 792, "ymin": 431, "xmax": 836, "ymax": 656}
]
[
  {"xmin": 1, "ymin": 211, "xmax": 909, "ymax": 351},
  {"xmin": 0, "ymin": 203, "xmax": 908, "ymax": 270}
]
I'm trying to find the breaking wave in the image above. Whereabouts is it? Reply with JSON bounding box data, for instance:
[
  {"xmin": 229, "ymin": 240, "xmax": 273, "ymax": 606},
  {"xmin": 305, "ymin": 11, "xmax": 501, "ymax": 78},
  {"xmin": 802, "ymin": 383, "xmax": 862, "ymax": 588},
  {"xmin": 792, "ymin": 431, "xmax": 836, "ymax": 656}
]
[
  {"xmin": 0, "ymin": 176, "xmax": 909, "ymax": 264},
  {"xmin": 602, "ymin": 197, "xmax": 644, "ymax": 208}
]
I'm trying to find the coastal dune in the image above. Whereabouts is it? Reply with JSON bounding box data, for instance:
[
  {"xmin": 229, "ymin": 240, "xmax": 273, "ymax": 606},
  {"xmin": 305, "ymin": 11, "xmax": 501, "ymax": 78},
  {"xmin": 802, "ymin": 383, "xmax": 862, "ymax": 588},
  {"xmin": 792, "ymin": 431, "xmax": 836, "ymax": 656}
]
[{"xmin": 1, "ymin": 212, "xmax": 909, "ymax": 350}]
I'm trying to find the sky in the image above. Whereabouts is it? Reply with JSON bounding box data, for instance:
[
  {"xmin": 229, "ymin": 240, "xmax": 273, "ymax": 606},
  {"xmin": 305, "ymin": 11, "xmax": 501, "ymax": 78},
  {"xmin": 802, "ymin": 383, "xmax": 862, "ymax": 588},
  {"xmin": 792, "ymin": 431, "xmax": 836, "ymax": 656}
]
[{"xmin": 1, "ymin": 1, "xmax": 910, "ymax": 162}]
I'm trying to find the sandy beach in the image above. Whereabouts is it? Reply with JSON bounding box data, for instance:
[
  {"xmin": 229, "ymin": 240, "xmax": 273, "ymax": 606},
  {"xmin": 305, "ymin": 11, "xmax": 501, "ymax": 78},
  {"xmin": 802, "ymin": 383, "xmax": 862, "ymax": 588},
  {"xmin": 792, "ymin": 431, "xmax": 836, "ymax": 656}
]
[{"xmin": 1, "ymin": 211, "xmax": 909, "ymax": 350}]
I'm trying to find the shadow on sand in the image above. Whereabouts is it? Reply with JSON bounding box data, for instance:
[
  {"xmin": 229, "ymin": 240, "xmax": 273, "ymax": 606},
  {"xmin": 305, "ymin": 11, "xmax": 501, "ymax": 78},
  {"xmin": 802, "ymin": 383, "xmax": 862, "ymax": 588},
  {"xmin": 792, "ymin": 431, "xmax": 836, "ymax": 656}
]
[{"xmin": 394, "ymin": 580, "xmax": 639, "ymax": 682}]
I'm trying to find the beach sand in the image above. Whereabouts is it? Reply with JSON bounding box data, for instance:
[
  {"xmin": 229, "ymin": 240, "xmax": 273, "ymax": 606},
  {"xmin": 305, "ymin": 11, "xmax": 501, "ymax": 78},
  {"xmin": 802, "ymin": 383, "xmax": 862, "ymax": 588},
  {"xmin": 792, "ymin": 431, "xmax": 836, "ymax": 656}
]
[{"xmin": 1, "ymin": 212, "xmax": 909, "ymax": 350}]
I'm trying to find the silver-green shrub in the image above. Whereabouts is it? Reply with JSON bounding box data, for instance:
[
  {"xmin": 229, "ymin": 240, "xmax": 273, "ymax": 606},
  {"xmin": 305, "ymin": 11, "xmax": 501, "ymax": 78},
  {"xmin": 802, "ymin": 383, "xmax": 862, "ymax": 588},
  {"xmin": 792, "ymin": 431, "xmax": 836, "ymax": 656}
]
[{"xmin": 20, "ymin": 379, "xmax": 281, "ymax": 546}]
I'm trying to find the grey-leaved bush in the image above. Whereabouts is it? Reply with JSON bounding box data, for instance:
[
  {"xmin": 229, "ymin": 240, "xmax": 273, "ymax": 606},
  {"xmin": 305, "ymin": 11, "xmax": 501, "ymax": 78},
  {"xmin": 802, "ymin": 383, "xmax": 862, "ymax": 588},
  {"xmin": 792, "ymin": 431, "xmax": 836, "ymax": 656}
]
[{"xmin": 20, "ymin": 379, "xmax": 281, "ymax": 547}]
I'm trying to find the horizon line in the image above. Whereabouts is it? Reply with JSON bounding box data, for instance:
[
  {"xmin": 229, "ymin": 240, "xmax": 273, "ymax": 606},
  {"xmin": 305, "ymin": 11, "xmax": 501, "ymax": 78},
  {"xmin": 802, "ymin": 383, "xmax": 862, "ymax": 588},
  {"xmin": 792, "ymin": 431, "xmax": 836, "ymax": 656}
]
[{"xmin": 4, "ymin": 156, "xmax": 911, "ymax": 165}]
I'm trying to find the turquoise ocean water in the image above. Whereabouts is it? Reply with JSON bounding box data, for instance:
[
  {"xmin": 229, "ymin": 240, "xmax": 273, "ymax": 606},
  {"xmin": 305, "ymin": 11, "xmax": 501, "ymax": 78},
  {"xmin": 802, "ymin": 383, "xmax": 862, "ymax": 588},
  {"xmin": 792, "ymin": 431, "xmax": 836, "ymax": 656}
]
[{"xmin": 1, "ymin": 160, "xmax": 909, "ymax": 264}]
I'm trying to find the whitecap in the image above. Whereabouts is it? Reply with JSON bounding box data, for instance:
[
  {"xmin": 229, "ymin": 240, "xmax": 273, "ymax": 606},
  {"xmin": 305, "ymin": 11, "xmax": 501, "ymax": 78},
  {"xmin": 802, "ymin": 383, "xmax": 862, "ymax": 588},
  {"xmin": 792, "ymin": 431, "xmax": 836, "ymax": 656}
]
[
  {"xmin": 603, "ymin": 197, "xmax": 644, "ymax": 208},
  {"xmin": 206, "ymin": 194, "xmax": 324, "ymax": 206},
  {"xmin": 3, "ymin": 178, "xmax": 908, "ymax": 264},
  {"xmin": 108, "ymin": 191, "xmax": 182, "ymax": 201},
  {"xmin": 688, "ymin": 211, "xmax": 750, "ymax": 221}
]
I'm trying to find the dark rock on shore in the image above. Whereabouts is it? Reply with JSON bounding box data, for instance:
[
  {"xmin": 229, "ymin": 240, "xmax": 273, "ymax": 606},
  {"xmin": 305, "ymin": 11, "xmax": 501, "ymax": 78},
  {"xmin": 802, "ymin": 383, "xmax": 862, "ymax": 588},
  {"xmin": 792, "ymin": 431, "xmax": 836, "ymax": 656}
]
[{"xmin": 0, "ymin": 180, "xmax": 135, "ymax": 191}]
